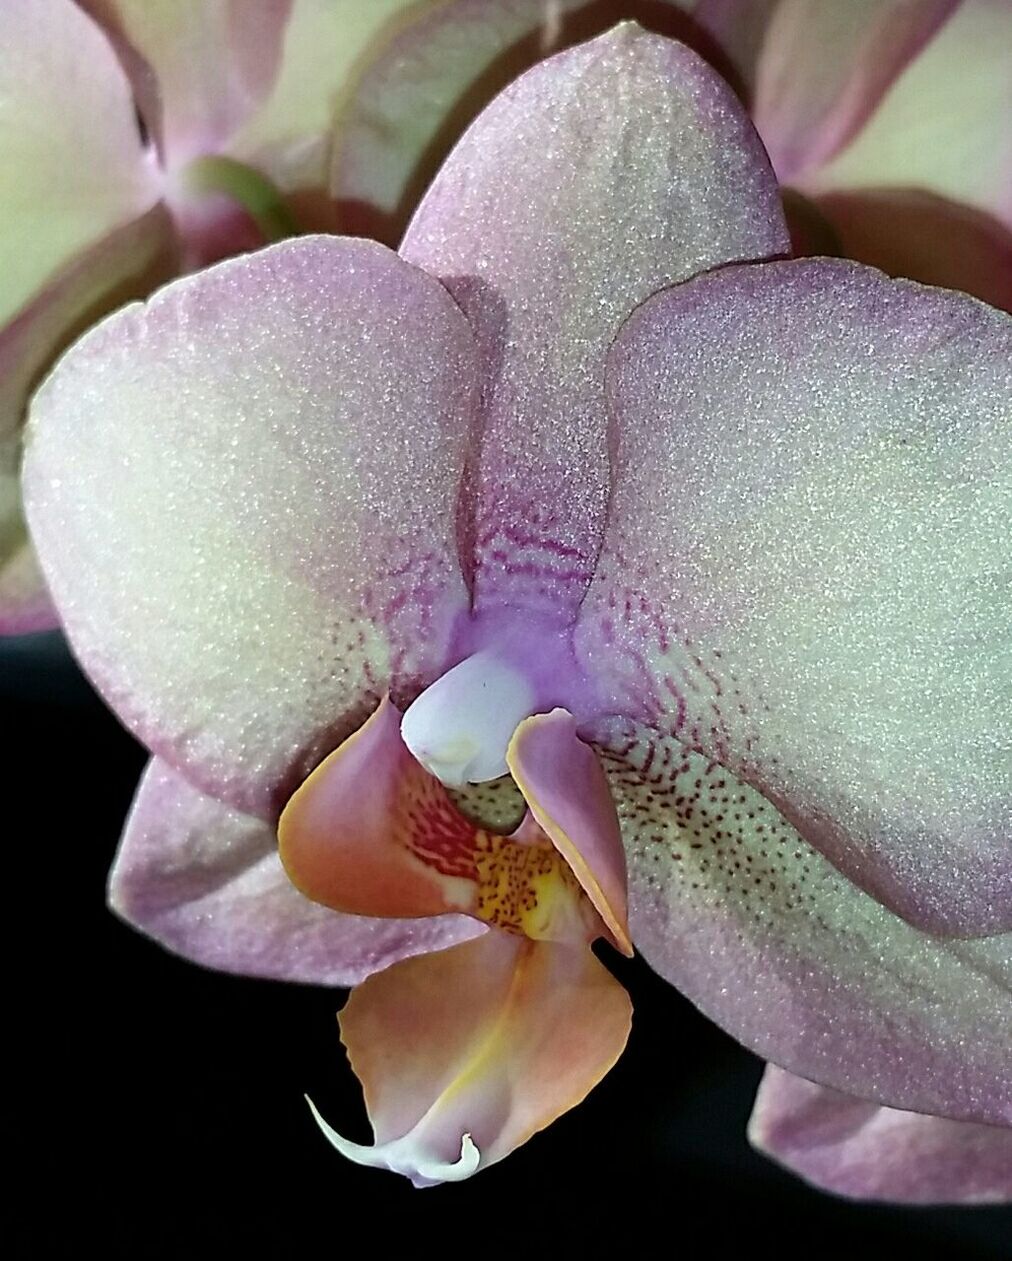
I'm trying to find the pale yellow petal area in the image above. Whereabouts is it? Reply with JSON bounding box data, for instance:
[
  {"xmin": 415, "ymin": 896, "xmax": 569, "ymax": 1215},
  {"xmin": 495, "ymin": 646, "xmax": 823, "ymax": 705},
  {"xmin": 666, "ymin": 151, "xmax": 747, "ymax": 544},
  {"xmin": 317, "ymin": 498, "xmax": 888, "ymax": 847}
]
[
  {"xmin": 0, "ymin": 0, "xmax": 160, "ymax": 328},
  {"xmin": 81, "ymin": 0, "xmax": 291, "ymax": 167},
  {"xmin": 804, "ymin": 0, "xmax": 1012, "ymax": 226},
  {"xmin": 229, "ymin": 0, "xmax": 416, "ymax": 195},
  {"xmin": 312, "ymin": 932, "xmax": 631, "ymax": 1186}
]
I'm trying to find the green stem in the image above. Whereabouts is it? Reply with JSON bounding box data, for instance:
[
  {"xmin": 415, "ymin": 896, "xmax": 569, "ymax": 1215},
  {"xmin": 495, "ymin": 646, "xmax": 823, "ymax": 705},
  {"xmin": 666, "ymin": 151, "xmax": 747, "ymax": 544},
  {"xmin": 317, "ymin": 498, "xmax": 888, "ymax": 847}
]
[{"xmin": 182, "ymin": 156, "xmax": 301, "ymax": 243}]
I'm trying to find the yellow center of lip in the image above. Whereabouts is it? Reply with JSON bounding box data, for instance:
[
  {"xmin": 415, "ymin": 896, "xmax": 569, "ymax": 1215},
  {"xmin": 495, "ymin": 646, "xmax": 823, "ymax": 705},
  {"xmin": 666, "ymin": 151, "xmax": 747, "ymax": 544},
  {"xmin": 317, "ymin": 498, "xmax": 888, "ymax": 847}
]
[{"xmin": 473, "ymin": 832, "xmax": 592, "ymax": 942}]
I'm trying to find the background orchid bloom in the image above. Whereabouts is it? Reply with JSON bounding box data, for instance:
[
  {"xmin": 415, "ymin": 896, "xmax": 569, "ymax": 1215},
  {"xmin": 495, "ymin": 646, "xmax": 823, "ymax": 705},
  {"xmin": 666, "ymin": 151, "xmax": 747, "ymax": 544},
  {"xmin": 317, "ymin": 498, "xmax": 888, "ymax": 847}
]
[
  {"xmin": 0, "ymin": 0, "xmax": 417, "ymax": 635},
  {"xmin": 328, "ymin": 0, "xmax": 1011, "ymax": 309},
  {"xmin": 749, "ymin": 1066, "xmax": 1012, "ymax": 1205},
  {"xmin": 22, "ymin": 25, "xmax": 1011, "ymax": 1194}
]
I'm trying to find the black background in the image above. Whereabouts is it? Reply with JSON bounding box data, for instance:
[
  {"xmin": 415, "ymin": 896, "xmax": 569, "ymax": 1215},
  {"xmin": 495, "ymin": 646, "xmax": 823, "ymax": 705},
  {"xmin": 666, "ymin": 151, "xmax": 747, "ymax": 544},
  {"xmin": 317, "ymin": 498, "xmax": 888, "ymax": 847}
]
[{"xmin": 7, "ymin": 633, "xmax": 1010, "ymax": 1258}]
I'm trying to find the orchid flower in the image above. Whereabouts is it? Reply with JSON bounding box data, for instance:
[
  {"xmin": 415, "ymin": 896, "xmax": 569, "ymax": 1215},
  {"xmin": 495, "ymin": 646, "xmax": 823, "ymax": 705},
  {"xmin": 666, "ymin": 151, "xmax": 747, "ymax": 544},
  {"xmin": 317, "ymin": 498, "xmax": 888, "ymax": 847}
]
[
  {"xmin": 0, "ymin": 0, "xmax": 417, "ymax": 634},
  {"xmin": 328, "ymin": 0, "xmax": 1011, "ymax": 309},
  {"xmin": 22, "ymin": 26, "xmax": 1011, "ymax": 1192},
  {"xmin": 749, "ymin": 1065, "xmax": 1012, "ymax": 1204}
]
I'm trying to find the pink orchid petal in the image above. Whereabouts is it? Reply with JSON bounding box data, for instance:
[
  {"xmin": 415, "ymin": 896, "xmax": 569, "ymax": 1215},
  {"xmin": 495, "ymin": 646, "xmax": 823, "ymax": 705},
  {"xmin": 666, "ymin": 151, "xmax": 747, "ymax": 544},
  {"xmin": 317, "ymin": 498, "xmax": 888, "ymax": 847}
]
[
  {"xmin": 230, "ymin": 0, "xmax": 416, "ymax": 197},
  {"xmin": 813, "ymin": 188, "xmax": 1012, "ymax": 311},
  {"xmin": 329, "ymin": 0, "xmax": 707, "ymax": 242},
  {"xmin": 400, "ymin": 25, "xmax": 787, "ymax": 624},
  {"xmin": 80, "ymin": 0, "xmax": 292, "ymax": 168},
  {"xmin": 752, "ymin": 0, "xmax": 959, "ymax": 182},
  {"xmin": 691, "ymin": 0, "xmax": 781, "ymax": 90},
  {"xmin": 582, "ymin": 258, "xmax": 1012, "ymax": 938},
  {"xmin": 0, "ymin": 0, "xmax": 161, "ymax": 330},
  {"xmin": 507, "ymin": 709, "xmax": 632, "ymax": 956},
  {"xmin": 112, "ymin": 758, "xmax": 475, "ymax": 986},
  {"xmin": 23, "ymin": 236, "xmax": 476, "ymax": 818},
  {"xmin": 749, "ymin": 1065, "xmax": 1012, "ymax": 1204},
  {"xmin": 804, "ymin": 0, "xmax": 1012, "ymax": 231},
  {"xmin": 0, "ymin": 206, "xmax": 176, "ymax": 636},
  {"xmin": 593, "ymin": 723, "xmax": 1011, "ymax": 1125},
  {"xmin": 322, "ymin": 932, "xmax": 631, "ymax": 1185},
  {"xmin": 279, "ymin": 697, "xmax": 484, "ymax": 920}
]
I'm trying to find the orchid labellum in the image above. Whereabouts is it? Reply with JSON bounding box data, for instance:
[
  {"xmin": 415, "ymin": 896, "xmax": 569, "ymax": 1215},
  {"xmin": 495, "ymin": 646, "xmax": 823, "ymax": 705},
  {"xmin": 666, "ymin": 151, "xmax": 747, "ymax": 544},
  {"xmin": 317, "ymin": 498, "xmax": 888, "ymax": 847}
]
[
  {"xmin": 0, "ymin": 0, "xmax": 415, "ymax": 633},
  {"xmin": 22, "ymin": 27, "xmax": 1011, "ymax": 1192}
]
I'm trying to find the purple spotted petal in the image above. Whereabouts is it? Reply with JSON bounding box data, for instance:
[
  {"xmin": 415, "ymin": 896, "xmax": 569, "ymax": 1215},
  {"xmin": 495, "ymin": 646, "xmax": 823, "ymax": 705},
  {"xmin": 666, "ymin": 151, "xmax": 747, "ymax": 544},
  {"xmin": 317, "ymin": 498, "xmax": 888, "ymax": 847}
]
[
  {"xmin": 752, "ymin": 0, "xmax": 959, "ymax": 182},
  {"xmin": 581, "ymin": 258, "xmax": 1011, "ymax": 937},
  {"xmin": 749, "ymin": 1065, "xmax": 1012, "ymax": 1204},
  {"xmin": 400, "ymin": 25, "xmax": 787, "ymax": 624},
  {"xmin": 593, "ymin": 724, "xmax": 1011, "ymax": 1124},
  {"xmin": 111, "ymin": 759, "xmax": 478, "ymax": 985},
  {"xmin": 24, "ymin": 236, "xmax": 477, "ymax": 818}
]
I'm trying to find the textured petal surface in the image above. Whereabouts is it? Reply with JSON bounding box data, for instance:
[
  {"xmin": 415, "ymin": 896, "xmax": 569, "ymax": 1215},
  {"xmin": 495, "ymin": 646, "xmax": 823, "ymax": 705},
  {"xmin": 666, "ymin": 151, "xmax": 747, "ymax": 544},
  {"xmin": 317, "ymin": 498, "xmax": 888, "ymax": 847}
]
[
  {"xmin": 81, "ymin": 0, "xmax": 291, "ymax": 167},
  {"xmin": 111, "ymin": 759, "xmax": 477, "ymax": 986},
  {"xmin": 753, "ymin": 0, "xmax": 959, "ymax": 181},
  {"xmin": 279, "ymin": 698, "xmax": 482, "ymax": 919},
  {"xmin": 0, "ymin": 0, "xmax": 161, "ymax": 329},
  {"xmin": 24, "ymin": 236, "xmax": 476, "ymax": 817},
  {"xmin": 749, "ymin": 1065, "xmax": 1012, "ymax": 1204},
  {"xmin": 507, "ymin": 709, "xmax": 632, "ymax": 955},
  {"xmin": 803, "ymin": 0, "xmax": 1012, "ymax": 228},
  {"xmin": 0, "ymin": 207, "xmax": 176, "ymax": 635},
  {"xmin": 593, "ymin": 723, "xmax": 1012, "ymax": 1125},
  {"xmin": 580, "ymin": 258, "xmax": 1012, "ymax": 937},
  {"xmin": 330, "ymin": 932, "xmax": 631, "ymax": 1183},
  {"xmin": 401, "ymin": 25, "xmax": 787, "ymax": 622}
]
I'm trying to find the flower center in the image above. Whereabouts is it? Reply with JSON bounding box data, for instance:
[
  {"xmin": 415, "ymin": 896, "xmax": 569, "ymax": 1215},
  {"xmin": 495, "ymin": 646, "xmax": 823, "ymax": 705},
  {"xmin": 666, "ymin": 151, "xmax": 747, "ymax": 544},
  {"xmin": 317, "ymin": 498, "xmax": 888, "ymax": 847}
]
[{"xmin": 400, "ymin": 650, "xmax": 536, "ymax": 787}]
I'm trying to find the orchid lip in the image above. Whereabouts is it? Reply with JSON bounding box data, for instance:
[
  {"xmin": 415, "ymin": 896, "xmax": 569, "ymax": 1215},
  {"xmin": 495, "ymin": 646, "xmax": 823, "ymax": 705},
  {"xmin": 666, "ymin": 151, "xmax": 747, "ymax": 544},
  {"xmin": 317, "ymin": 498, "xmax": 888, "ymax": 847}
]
[
  {"xmin": 401, "ymin": 649, "xmax": 537, "ymax": 786},
  {"xmin": 306, "ymin": 1096, "xmax": 481, "ymax": 1189}
]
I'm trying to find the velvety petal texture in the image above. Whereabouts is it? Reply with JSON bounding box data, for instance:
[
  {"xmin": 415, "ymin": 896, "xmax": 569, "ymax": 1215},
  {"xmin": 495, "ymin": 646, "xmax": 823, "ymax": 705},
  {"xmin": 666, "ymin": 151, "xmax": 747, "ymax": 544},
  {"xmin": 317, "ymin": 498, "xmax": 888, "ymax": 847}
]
[
  {"xmin": 0, "ymin": 0, "xmax": 160, "ymax": 329},
  {"xmin": 24, "ymin": 237, "xmax": 476, "ymax": 817},
  {"xmin": 318, "ymin": 931, "xmax": 631, "ymax": 1185},
  {"xmin": 0, "ymin": 207, "xmax": 176, "ymax": 631},
  {"xmin": 752, "ymin": 0, "xmax": 959, "ymax": 181},
  {"xmin": 594, "ymin": 722, "xmax": 1011, "ymax": 1125},
  {"xmin": 401, "ymin": 24, "xmax": 787, "ymax": 621},
  {"xmin": 750, "ymin": 1066, "xmax": 1012, "ymax": 1204},
  {"xmin": 580, "ymin": 258, "xmax": 1011, "ymax": 937},
  {"xmin": 112, "ymin": 759, "xmax": 475, "ymax": 985}
]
